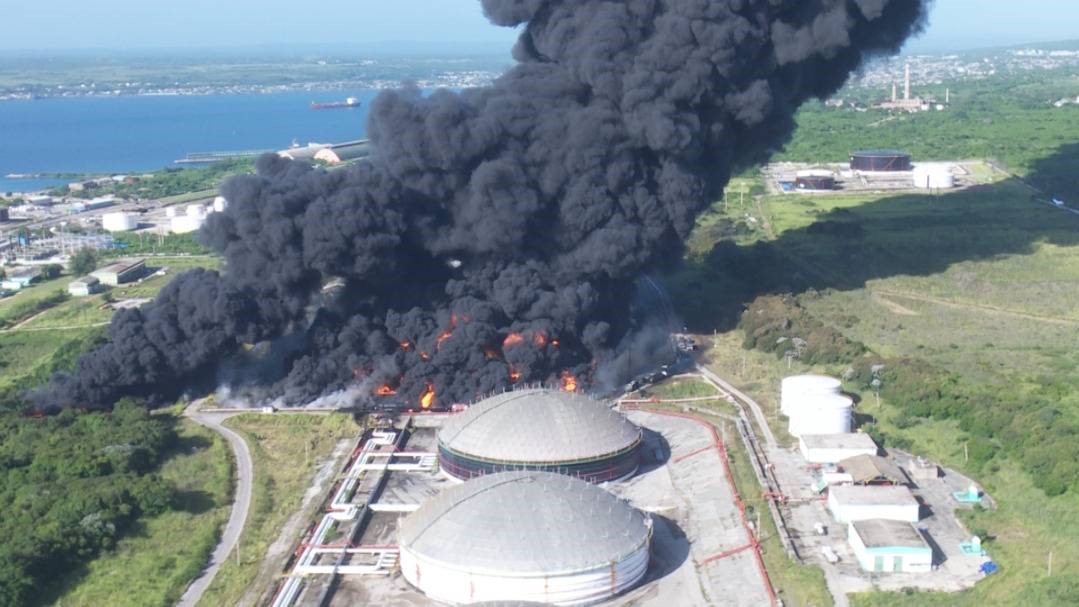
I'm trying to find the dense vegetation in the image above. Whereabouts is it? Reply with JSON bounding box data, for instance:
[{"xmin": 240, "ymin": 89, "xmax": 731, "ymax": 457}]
[
  {"xmin": 106, "ymin": 231, "xmax": 212, "ymax": 257},
  {"xmin": 54, "ymin": 158, "xmax": 254, "ymax": 201},
  {"xmin": 0, "ymin": 402, "xmax": 176, "ymax": 607}
]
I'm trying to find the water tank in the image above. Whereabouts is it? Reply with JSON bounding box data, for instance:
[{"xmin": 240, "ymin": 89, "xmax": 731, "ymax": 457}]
[
  {"xmin": 213, "ymin": 196, "xmax": 228, "ymax": 213},
  {"xmin": 101, "ymin": 212, "xmax": 138, "ymax": 232},
  {"xmin": 912, "ymin": 165, "xmax": 955, "ymax": 189},
  {"xmin": 781, "ymin": 375, "xmax": 842, "ymax": 415},
  {"xmin": 850, "ymin": 149, "xmax": 912, "ymax": 172},
  {"xmin": 186, "ymin": 203, "xmax": 207, "ymax": 218},
  {"xmin": 165, "ymin": 206, "xmax": 178, "ymax": 218},
  {"xmin": 789, "ymin": 394, "xmax": 853, "ymax": 436},
  {"xmin": 171, "ymin": 215, "xmax": 205, "ymax": 234}
]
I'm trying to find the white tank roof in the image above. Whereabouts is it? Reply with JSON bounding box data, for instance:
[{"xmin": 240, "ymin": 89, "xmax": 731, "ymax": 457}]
[
  {"xmin": 438, "ymin": 389, "xmax": 641, "ymax": 463},
  {"xmin": 782, "ymin": 375, "xmax": 842, "ymax": 392},
  {"xmin": 398, "ymin": 470, "xmax": 651, "ymax": 574}
]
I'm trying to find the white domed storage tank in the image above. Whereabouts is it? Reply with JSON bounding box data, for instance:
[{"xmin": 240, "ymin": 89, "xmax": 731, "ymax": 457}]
[
  {"xmin": 781, "ymin": 375, "xmax": 843, "ymax": 416},
  {"xmin": 788, "ymin": 394, "xmax": 854, "ymax": 437},
  {"xmin": 912, "ymin": 165, "xmax": 955, "ymax": 189},
  {"xmin": 398, "ymin": 470, "xmax": 651, "ymax": 606}
]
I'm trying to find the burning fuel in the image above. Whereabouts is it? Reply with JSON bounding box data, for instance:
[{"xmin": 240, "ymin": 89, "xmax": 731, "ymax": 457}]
[{"xmin": 33, "ymin": 0, "xmax": 928, "ymax": 412}]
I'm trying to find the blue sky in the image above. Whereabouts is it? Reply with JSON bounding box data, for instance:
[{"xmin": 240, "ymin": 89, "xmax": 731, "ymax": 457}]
[{"xmin": 2, "ymin": 0, "xmax": 1077, "ymax": 52}]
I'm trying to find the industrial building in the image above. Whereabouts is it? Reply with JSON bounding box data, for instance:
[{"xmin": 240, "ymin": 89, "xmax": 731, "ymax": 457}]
[
  {"xmin": 839, "ymin": 455, "xmax": 909, "ymax": 486},
  {"xmin": 912, "ymin": 165, "xmax": 956, "ymax": 189},
  {"xmin": 68, "ymin": 275, "xmax": 102, "ymax": 297},
  {"xmin": 1, "ymin": 267, "xmax": 41, "ymax": 291},
  {"xmin": 397, "ymin": 470, "xmax": 652, "ymax": 606},
  {"xmin": 850, "ymin": 150, "xmax": 913, "ymax": 172},
  {"xmin": 847, "ymin": 520, "xmax": 933, "ymax": 573},
  {"xmin": 437, "ymin": 389, "xmax": 642, "ymax": 483},
  {"xmin": 828, "ymin": 485, "xmax": 920, "ymax": 524},
  {"xmin": 101, "ymin": 212, "xmax": 138, "ymax": 232},
  {"xmin": 794, "ymin": 169, "xmax": 837, "ymax": 191},
  {"xmin": 91, "ymin": 258, "xmax": 145, "ymax": 286},
  {"xmin": 782, "ymin": 374, "xmax": 853, "ymax": 438},
  {"xmin": 799, "ymin": 433, "xmax": 879, "ymax": 464}
]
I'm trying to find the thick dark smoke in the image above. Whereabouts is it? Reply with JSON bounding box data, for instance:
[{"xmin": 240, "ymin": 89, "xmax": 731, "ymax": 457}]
[{"xmin": 35, "ymin": 0, "xmax": 929, "ymax": 411}]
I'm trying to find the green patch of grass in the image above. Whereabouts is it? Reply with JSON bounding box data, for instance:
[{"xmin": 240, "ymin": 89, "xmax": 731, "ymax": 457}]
[
  {"xmin": 17, "ymin": 295, "xmax": 112, "ymax": 329},
  {"xmin": 47, "ymin": 418, "xmax": 232, "ymax": 607},
  {"xmin": 0, "ymin": 327, "xmax": 102, "ymax": 395},
  {"xmin": 0, "ymin": 276, "xmax": 70, "ymax": 328},
  {"xmin": 198, "ymin": 413, "xmax": 359, "ymax": 606}
]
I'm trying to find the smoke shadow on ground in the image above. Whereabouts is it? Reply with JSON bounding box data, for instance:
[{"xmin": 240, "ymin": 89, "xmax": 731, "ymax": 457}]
[
  {"xmin": 636, "ymin": 427, "xmax": 672, "ymax": 474},
  {"xmin": 668, "ymin": 145, "xmax": 1079, "ymax": 333}
]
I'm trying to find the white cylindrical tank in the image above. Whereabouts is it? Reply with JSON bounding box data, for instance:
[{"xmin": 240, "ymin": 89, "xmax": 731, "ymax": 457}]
[
  {"xmin": 186, "ymin": 203, "xmax": 207, "ymax": 218},
  {"xmin": 912, "ymin": 165, "xmax": 955, "ymax": 189},
  {"xmin": 165, "ymin": 206, "xmax": 177, "ymax": 218},
  {"xmin": 101, "ymin": 212, "xmax": 138, "ymax": 232},
  {"xmin": 781, "ymin": 375, "xmax": 842, "ymax": 415},
  {"xmin": 789, "ymin": 394, "xmax": 853, "ymax": 437},
  {"xmin": 212, "ymin": 196, "xmax": 228, "ymax": 213},
  {"xmin": 170, "ymin": 215, "xmax": 205, "ymax": 234}
]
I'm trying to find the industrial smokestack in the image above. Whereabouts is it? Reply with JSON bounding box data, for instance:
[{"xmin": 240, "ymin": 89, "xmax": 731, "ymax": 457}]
[
  {"xmin": 905, "ymin": 62, "xmax": 912, "ymax": 100},
  {"xmin": 34, "ymin": 0, "xmax": 930, "ymax": 412}
]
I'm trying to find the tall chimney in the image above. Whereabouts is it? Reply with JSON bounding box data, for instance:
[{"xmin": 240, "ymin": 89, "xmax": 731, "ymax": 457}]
[{"xmin": 904, "ymin": 62, "xmax": 911, "ymax": 101}]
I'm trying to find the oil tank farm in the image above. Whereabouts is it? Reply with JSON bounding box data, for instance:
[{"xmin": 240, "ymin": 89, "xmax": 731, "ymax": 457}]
[
  {"xmin": 397, "ymin": 470, "xmax": 652, "ymax": 606},
  {"xmin": 850, "ymin": 149, "xmax": 912, "ymax": 172},
  {"xmin": 781, "ymin": 375, "xmax": 842, "ymax": 416},
  {"xmin": 438, "ymin": 388, "xmax": 642, "ymax": 483},
  {"xmin": 795, "ymin": 169, "xmax": 837, "ymax": 191},
  {"xmin": 912, "ymin": 165, "xmax": 955, "ymax": 189}
]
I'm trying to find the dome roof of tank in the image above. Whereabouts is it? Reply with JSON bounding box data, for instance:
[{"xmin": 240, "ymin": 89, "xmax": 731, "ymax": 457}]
[
  {"xmin": 438, "ymin": 388, "xmax": 641, "ymax": 463},
  {"xmin": 398, "ymin": 470, "xmax": 651, "ymax": 574}
]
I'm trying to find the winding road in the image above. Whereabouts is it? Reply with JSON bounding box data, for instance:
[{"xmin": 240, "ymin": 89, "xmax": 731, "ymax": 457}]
[{"xmin": 177, "ymin": 404, "xmax": 254, "ymax": 607}]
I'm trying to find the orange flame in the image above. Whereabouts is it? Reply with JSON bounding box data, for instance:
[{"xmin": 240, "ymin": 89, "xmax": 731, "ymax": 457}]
[
  {"xmin": 550, "ymin": 339, "xmax": 560, "ymax": 348},
  {"xmin": 484, "ymin": 348, "xmax": 500, "ymax": 360},
  {"xmin": 560, "ymin": 370, "xmax": 579, "ymax": 392},
  {"xmin": 420, "ymin": 352, "xmax": 430, "ymax": 361},
  {"xmin": 420, "ymin": 383, "xmax": 435, "ymax": 409},
  {"xmin": 502, "ymin": 333, "xmax": 525, "ymax": 349},
  {"xmin": 399, "ymin": 340, "xmax": 412, "ymax": 351},
  {"xmin": 436, "ymin": 329, "xmax": 453, "ymax": 350},
  {"xmin": 532, "ymin": 331, "xmax": 547, "ymax": 347},
  {"xmin": 375, "ymin": 384, "xmax": 397, "ymax": 396},
  {"xmin": 509, "ymin": 366, "xmax": 522, "ymax": 382}
]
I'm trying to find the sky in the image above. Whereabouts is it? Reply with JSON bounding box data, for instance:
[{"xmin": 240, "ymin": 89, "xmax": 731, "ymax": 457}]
[{"xmin": 2, "ymin": 0, "xmax": 1078, "ymax": 53}]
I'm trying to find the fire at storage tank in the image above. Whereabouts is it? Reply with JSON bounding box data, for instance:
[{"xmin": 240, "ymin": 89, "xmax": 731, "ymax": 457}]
[
  {"xmin": 397, "ymin": 470, "xmax": 652, "ymax": 606},
  {"xmin": 437, "ymin": 388, "xmax": 642, "ymax": 483}
]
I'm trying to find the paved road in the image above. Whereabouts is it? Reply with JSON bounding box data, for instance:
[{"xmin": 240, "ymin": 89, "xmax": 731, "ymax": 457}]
[
  {"xmin": 177, "ymin": 405, "xmax": 254, "ymax": 607},
  {"xmin": 696, "ymin": 364, "xmax": 778, "ymax": 450}
]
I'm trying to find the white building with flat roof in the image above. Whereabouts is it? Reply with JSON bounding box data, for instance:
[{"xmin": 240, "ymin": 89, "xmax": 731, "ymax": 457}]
[
  {"xmin": 847, "ymin": 520, "xmax": 933, "ymax": 573},
  {"xmin": 799, "ymin": 433, "xmax": 878, "ymax": 464},
  {"xmin": 828, "ymin": 485, "xmax": 920, "ymax": 524}
]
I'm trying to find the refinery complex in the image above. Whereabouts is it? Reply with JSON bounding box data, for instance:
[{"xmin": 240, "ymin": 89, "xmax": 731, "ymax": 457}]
[{"xmin": 228, "ymin": 364, "xmax": 997, "ymax": 607}]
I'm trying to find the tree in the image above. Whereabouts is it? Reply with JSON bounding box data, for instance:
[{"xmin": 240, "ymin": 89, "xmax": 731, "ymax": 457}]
[
  {"xmin": 70, "ymin": 247, "xmax": 100, "ymax": 277},
  {"xmin": 41, "ymin": 264, "xmax": 63, "ymax": 280}
]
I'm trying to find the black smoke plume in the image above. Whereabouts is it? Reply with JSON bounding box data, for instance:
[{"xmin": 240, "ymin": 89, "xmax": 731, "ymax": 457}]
[{"xmin": 35, "ymin": 0, "xmax": 929, "ymax": 411}]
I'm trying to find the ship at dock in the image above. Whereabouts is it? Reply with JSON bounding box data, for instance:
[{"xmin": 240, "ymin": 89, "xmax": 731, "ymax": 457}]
[{"xmin": 310, "ymin": 97, "xmax": 362, "ymax": 110}]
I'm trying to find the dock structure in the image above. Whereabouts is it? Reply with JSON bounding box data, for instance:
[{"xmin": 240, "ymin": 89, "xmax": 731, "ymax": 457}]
[{"xmin": 174, "ymin": 149, "xmax": 273, "ymax": 164}]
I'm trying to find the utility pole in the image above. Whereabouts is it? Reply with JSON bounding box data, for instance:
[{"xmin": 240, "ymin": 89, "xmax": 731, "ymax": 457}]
[
  {"xmin": 1048, "ymin": 551, "xmax": 1053, "ymax": 577},
  {"xmin": 964, "ymin": 442, "xmax": 969, "ymax": 463}
]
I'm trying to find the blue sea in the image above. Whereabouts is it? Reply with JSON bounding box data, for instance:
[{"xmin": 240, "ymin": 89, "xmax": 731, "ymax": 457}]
[{"xmin": 0, "ymin": 89, "xmax": 386, "ymax": 193}]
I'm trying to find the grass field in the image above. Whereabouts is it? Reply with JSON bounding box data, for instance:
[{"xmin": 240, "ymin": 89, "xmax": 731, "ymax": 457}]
[
  {"xmin": 45, "ymin": 417, "xmax": 232, "ymax": 607},
  {"xmin": 197, "ymin": 413, "xmax": 360, "ymax": 606},
  {"xmin": 675, "ymin": 163, "xmax": 1079, "ymax": 604}
]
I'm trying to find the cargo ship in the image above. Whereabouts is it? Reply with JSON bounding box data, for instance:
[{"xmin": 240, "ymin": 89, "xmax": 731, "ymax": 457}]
[{"xmin": 310, "ymin": 97, "xmax": 361, "ymax": 110}]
